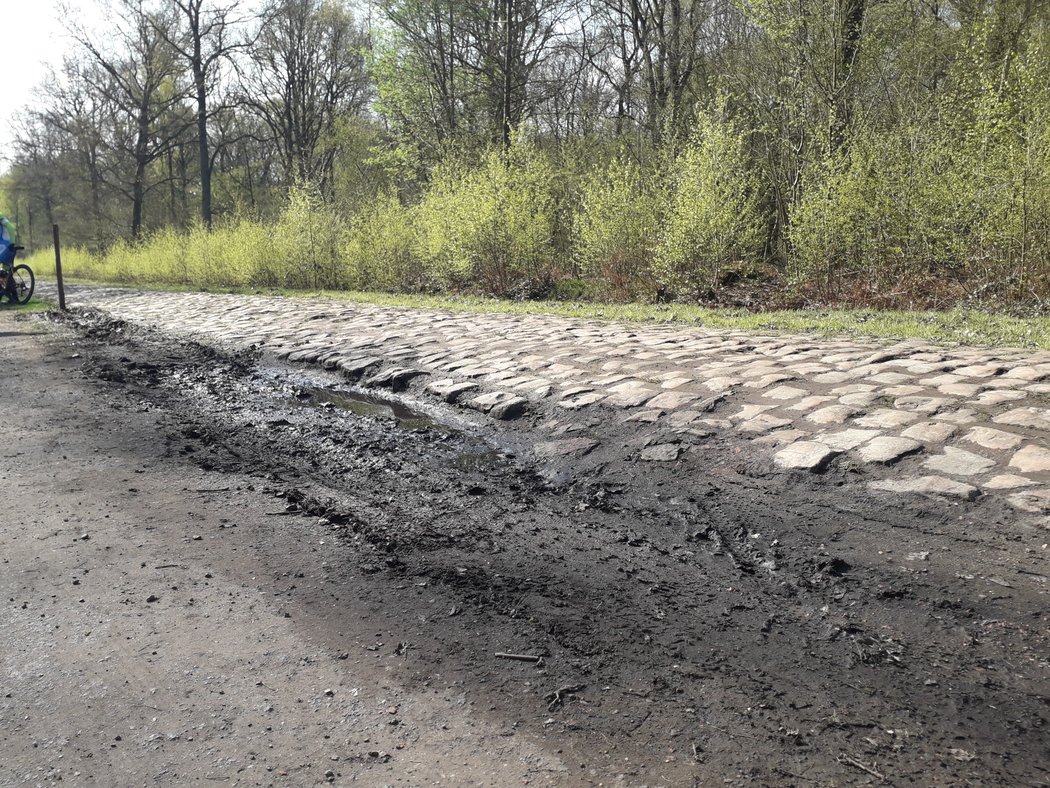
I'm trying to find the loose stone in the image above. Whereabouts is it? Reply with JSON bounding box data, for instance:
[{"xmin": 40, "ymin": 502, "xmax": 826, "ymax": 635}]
[
  {"xmin": 817, "ymin": 428, "xmax": 881, "ymax": 451},
  {"xmin": 894, "ymin": 396, "xmax": 953, "ymax": 414},
  {"xmin": 856, "ymin": 436, "xmax": 923, "ymax": 464},
  {"xmin": 993, "ymin": 407, "xmax": 1050, "ymax": 431},
  {"xmin": 640, "ymin": 444, "xmax": 681, "ymax": 462},
  {"xmin": 975, "ymin": 390, "xmax": 1027, "ymax": 406},
  {"xmin": 939, "ymin": 383, "xmax": 983, "ymax": 397},
  {"xmin": 838, "ymin": 392, "xmax": 878, "ymax": 407},
  {"xmin": 854, "ymin": 409, "xmax": 921, "ymax": 429},
  {"xmin": 370, "ymin": 367, "xmax": 425, "ymax": 391},
  {"xmin": 787, "ymin": 395, "xmax": 837, "ymax": 412},
  {"xmin": 737, "ymin": 414, "xmax": 794, "ymax": 433},
  {"xmin": 880, "ymin": 385, "xmax": 926, "ymax": 397},
  {"xmin": 984, "ymin": 474, "xmax": 1037, "ymax": 490},
  {"xmin": 605, "ymin": 381, "xmax": 658, "ymax": 408},
  {"xmin": 773, "ymin": 441, "xmax": 839, "ymax": 472},
  {"xmin": 535, "ymin": 438, "xmax": 599, "ymax": 458},
  {"xmin": 762, "ymin": 385, "xmax": 808, "ymax": 401},
  {"xmin": 624, "ymin": 410, "xmax": 664, "ymax": 423},
  {"xmin": 752, "ymin": 429, "xmax": 807, "ymax": 447},
  {"xmin": 645, "ymin": 391, "xmax": 697, "ymax": 410},
  {"xmin": 1006, "ymin": 488, "xmax": 1050, "ymax": 513},
  {"xmin": 490, "ymin": 396, "xmax": 527, "ymax": 420},
  {"xmin": 743, "ymin": 373, "xmax": 797, "ymax": 389},
  {"xmin": 557, "ymin": 391, "xmax": 606, "ymax": 410},
  {"xmin": 425, "ymin": 379, "xmax": 479, "ymax": 403}
]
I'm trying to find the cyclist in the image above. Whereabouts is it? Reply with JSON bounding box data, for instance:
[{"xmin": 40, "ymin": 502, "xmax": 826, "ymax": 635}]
[{"xmin": 0, "ymin": 214, "xmax": 18, "ymax": 303}]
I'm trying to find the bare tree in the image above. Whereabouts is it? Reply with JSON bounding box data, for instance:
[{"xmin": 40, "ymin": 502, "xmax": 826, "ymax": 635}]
[
  {"xmin": 241, "ymin": 0, "xmax": 371, "ymax": 194},
  {"xmin": 71, "ymin": 0, "xmax": 192, "ymax": 237},
  {"xmin": 153, "ymin": 0, "xmax": 252, "ymax": 227}
]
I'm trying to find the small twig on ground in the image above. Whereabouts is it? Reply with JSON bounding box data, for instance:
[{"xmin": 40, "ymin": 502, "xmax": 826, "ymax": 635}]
[
  {"xmin": 698, "ymin": 719, "xmax": 763, "ymax": 742},
  {"xmin": 1016, "ymin": 569, "xmax": 1047, "ymax": 579},
  {"xmin": 838, "ymin": 754, "xmax": 884, "ymax": 781},
  {"xmin": 544, "ymin": 684, "xmax": 586, "ymax": 711},
  {"xmin": 495, "ymin": 652, "xmax": 544, "ymax": 664},
  {"xmin": 773, "ymin": 767, "xmax": 819, "ymax": 783},
  {"xmin": 194, "ymin": 487, "xmax": 230, "ymax": 493},
  {"xmin": 627, "ymin": 710, "xmax": 652, "ymax": 733}
]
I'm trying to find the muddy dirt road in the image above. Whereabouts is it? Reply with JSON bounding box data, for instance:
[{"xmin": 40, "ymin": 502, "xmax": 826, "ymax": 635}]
[{"xmin": 1, "ymin": 307, "xmax": 1048, "ymax": 787}]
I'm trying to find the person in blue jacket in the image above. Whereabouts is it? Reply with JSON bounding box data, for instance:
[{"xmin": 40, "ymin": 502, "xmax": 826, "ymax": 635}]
[
  {"xmin": 0, "ymin": 215, "xmax": 20, "ymax": 303},
  {"xmin": 0, "ymin": 215, "xmax": 16, "ymax": 266}
]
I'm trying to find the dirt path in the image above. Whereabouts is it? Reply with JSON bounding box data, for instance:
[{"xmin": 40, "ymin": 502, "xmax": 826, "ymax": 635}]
[
  {"xmin": 0, "ymin": 312, "xmax": 587, "ymax": 786},
  {"xmin": 2, "ymin": 307, "xmax": 1049, "ymax": 787}
]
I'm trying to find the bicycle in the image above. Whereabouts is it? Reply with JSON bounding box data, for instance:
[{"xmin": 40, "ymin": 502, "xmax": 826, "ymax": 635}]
[{"xmin": 0, "ymin": 246, "xmax": 34, "ymax": 305}]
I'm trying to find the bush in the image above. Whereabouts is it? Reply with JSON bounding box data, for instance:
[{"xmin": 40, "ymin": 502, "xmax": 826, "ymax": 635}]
[
  {"xmin": 654, "ymin": 110, "xmax": 764, "ymax": 298},
  {"xmin": 343, "ymin": 192, "xmax": 423, "ymax": 291},
  {"xmin": 415, "ymin": 139, "xmax": 559, "ymax": 296},
  {"xmin": 263, "ymin": 183, "xmax": 348, "ymax": 290},
  {"xmin": 574, "ymin": 156, "xmax": 663, "ymax": 299},
  {"xmin": 211, "ymin": 217, "xmax": 269, "ymax": 288}
]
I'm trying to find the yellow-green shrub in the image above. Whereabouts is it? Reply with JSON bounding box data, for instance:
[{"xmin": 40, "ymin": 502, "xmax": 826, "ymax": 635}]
[
  {"xmin": 263, "ymin": 184, "xmax": 348, "ymax": 290},
  {"xmin": 654, "ymin": 111, "xmax": 764, "ymax": 297},
  {"xmin": 575, "ymin": 156, "xmax": 663, "ymax": 299},
  {"xmin": 205, "ymin": 217, "xmax": 267, "ymax": 287},
  {"xmin": 343, "ymin": 192, "xmax": 423, "ymax": 291},
  {"xmin": 416, "ymin": 140, "xmax": 559, "ymax": 296},
  {"xmin": 789, "ymin": 128, "xmax": 970, "ymax": 292},
  {"xmin": 24, "ymin": 246, "xmax": 98, "ymax": 280}
]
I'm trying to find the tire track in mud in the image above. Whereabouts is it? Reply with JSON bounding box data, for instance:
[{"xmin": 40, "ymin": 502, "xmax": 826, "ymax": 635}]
[{"xmin": 52, "ymin": 308, "xmax": 1050, "ymax": 786}]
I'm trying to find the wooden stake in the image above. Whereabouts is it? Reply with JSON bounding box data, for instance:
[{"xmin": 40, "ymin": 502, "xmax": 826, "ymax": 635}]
[{"xmin": 52, "ymin": 224, "xmax": 66, "ymax": 311}]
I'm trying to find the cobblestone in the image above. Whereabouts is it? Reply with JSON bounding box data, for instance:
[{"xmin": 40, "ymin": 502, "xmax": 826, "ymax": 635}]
[
  {"xmin": 964, "ymin": 426, "xmax": 1024, "ymax": 451},
  {"xmin": 46, "ymin": 284, "xmax": 1050, "ymax": 512},
  {"xmin": 924, "ymin": 447, "xmax": 996, "ymax": 477},
  {"xmin": 1009, "ymin": 445, "xmax": 1050, "ymax": 474},
  {"xmin": 869, "ymin": 476, "xmax": 980, "ymax": 500}
]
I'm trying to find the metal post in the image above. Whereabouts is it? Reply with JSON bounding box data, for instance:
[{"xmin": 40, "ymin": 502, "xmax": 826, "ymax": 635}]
[{"xmin": 52, "ymin": 224, "xmax": 66, "ymax": 311}]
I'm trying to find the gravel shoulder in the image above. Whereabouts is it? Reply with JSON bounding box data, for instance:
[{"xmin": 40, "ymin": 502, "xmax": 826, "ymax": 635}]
[{"xmin": 1, "ymin": 307, "xmax": 1048, "ymax": 787}]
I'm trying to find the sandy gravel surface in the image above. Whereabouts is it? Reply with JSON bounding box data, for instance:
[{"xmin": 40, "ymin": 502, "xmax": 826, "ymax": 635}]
[{"xmin": 0, "ymin": 312, "xmax": 578, "ymax": 786}]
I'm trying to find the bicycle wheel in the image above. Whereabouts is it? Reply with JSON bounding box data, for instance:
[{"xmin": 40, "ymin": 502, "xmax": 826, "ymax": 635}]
[{"xmin": 10, "ymin": 265, "xmax": 34, "ymax": 304}]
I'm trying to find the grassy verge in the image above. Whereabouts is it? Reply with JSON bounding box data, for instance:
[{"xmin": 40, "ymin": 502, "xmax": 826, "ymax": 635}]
[
  {"xmin": 1, "ymin": 299, "xmax": 52, "ymax": 314},
  {"xmin": 37, "ymin": 275, "xmax": 1050, "ymax": 351}
]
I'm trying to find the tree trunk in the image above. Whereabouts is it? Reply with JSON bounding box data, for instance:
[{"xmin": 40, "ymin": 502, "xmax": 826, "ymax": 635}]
[
  {"xmin": 132, "ymin": 106, "xmax": 150, "ymax": 238},
  {"xmin": 502, "ymin": 0, "xmax": 513, "ymax": 151},
  {"xmin": 831, "ymin": 0, "xmax": 867, "ymax": 154},
  {"xmin": 196, "ymin": 75, "xmax": 212, "ymax": 227}
]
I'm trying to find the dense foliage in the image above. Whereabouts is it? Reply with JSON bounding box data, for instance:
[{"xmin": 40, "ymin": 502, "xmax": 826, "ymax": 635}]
[{"xmin": 6, "ymin": 0, "xmax": 1050, "ymax": 307}]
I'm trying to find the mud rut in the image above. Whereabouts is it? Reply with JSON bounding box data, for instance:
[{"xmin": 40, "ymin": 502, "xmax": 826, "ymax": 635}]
[{"xmin": 55, "ymin": 309, "xmax": 1049, "ymax": 786}]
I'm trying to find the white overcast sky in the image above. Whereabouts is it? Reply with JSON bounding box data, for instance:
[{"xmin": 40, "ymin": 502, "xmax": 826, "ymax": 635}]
[{"xmin": 1, "ymin": 0, "xmax": 103, "ymax": 158}]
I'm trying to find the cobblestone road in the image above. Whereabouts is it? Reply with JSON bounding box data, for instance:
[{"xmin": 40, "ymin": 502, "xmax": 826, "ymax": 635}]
[{"xmin": 47, "ymin": 284, "xmax": 1050, "ymax": 516}]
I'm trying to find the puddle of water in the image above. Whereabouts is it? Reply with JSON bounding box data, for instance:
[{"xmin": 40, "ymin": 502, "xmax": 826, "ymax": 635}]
[
  {"xmin": 291, "ymin": 380, "xmax": 516, "ymax": 474},
  {"xmin": 452, "ymin": 450, "xmax": 508, "ymax": 472},
  {"xmin": 300, "ymin": 386, "xmax": 449, "ymax": 432}
]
